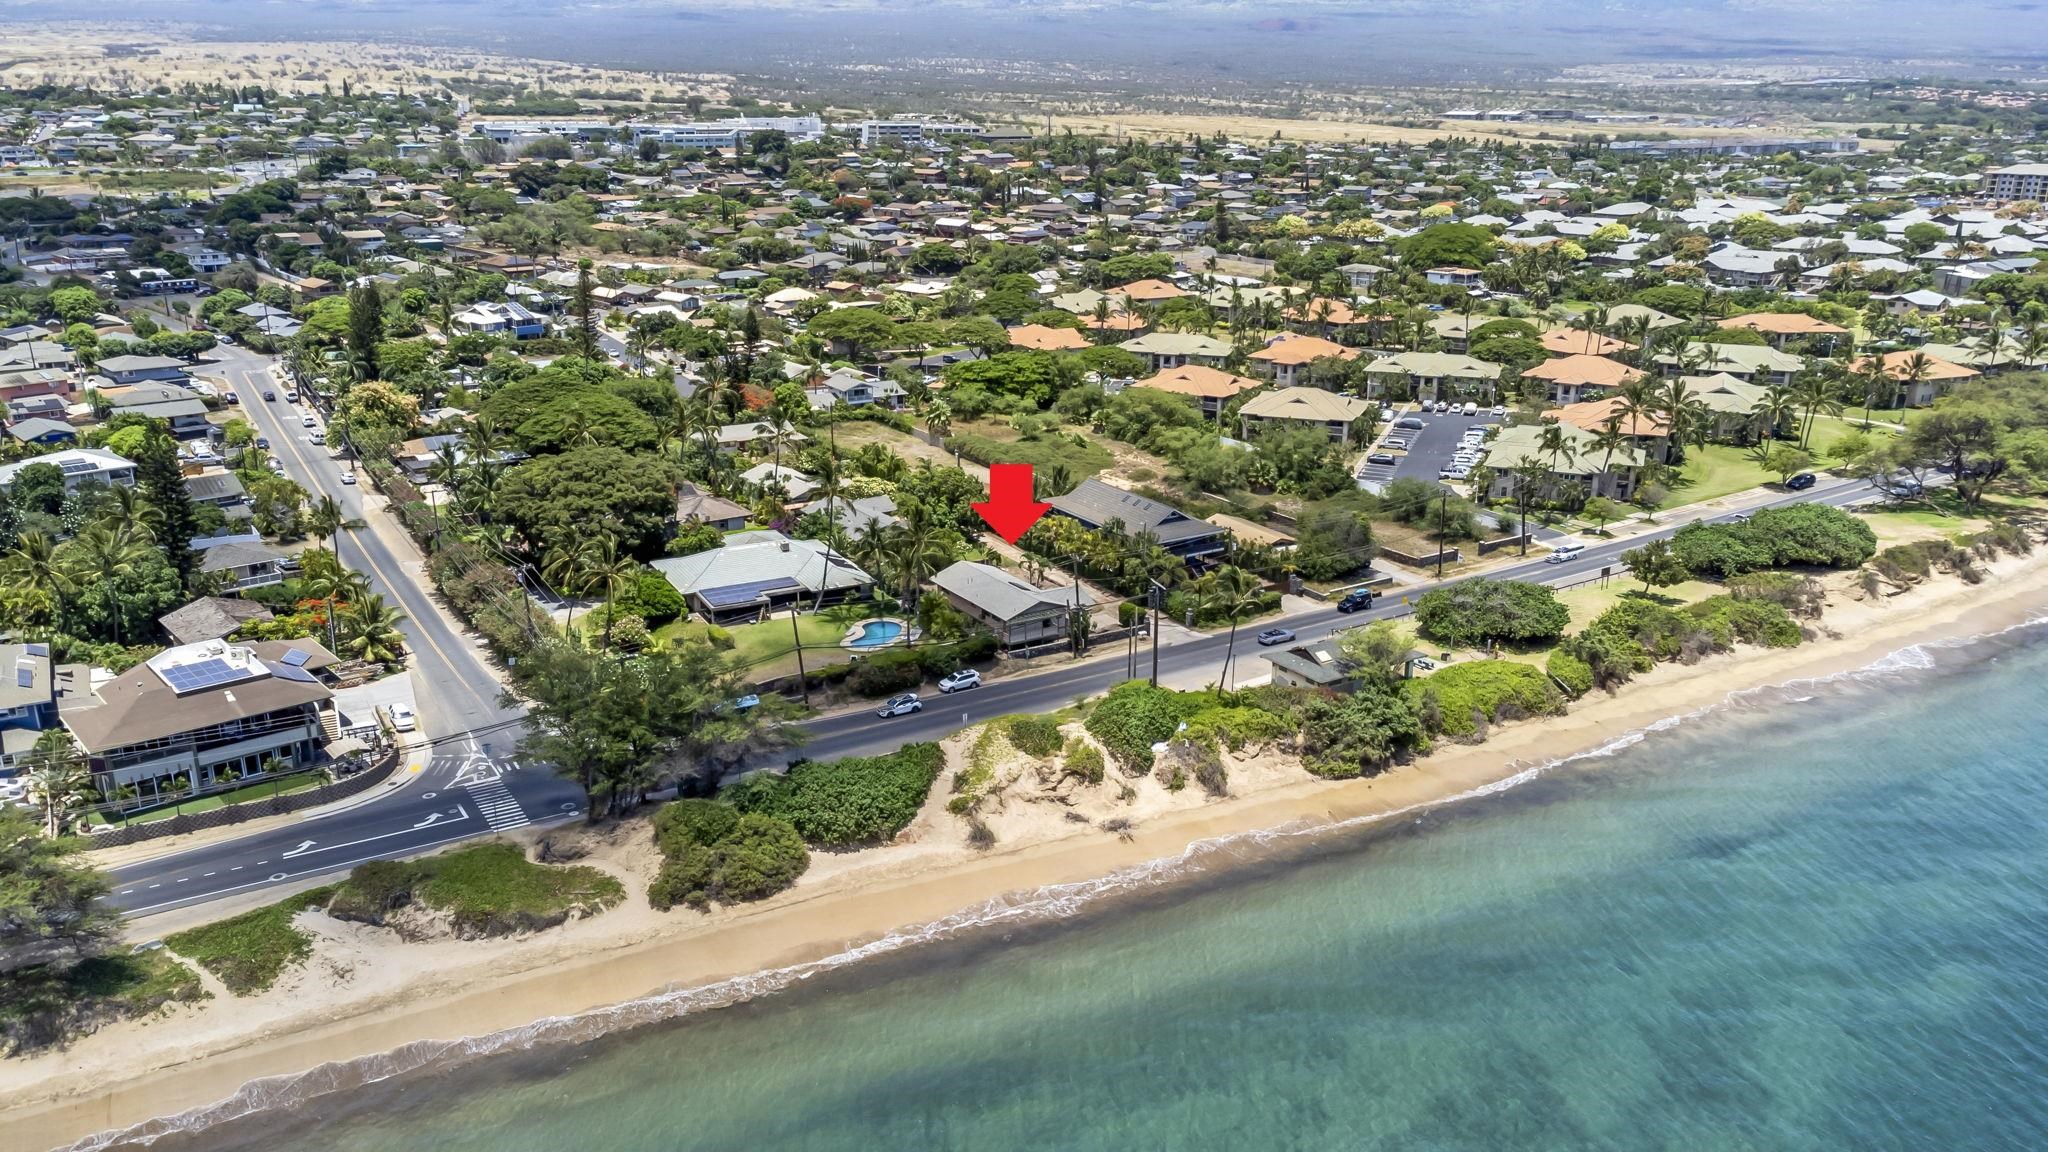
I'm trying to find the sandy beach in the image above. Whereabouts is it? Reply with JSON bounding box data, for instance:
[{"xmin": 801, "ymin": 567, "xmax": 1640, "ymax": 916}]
[{"xmin": 9, "ymin": 550, "xmax": 2048, "ymax": 1152}]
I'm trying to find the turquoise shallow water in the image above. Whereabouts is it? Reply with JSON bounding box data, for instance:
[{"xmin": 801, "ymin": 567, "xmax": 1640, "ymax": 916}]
[{"xmin": 106, "ymin": 626, "xmax": 2048, "ymax": 1152}]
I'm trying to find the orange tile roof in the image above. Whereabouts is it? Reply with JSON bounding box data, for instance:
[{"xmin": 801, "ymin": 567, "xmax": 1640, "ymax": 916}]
[
  {"xmin": 1540, "ymin": 329, "xmax": 1636, "ymax": 357},
  {"xmin": 1520, "ymin": 353, "xmax": 1641, "ymax": 389},
  {"xmin": 1006, "ymin": 323, "xmax": 1093, "ymax": 352},
  {"xmin": 1852, "ymin": 350, "xmax": 1980, "ymax": 381},
  {"xmin": 1249, "ymin": 335, "xmax": 1360, "ymax": 366},
  {"xmin": 1135, "ymin": 364, "xmax": 1264, "ymax": 399},
  {"xmin": 1718, "ymin": 312, "xmax": 1848, "ymax": 336},
  {"xmin": 1115, "ymin": 278, "xmax": 1188, "ymax": 301},
  {"xmin": 1543, "ymin": 396, "xmax": 1669, "ymax": 438}
]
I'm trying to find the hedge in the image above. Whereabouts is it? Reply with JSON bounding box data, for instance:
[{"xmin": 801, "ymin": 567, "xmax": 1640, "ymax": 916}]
[
  {"xmin": 1671, "ymin": 504, "xmax": 1876, "ymax": 579},
  {"xmin": 815, "ymin": 633, "xmax": 999, "ymax": 697},
  {"xmin": 725, "ymin": 743, "xmax": 946, "ymax": 847},
  {"xmin": 648, "ymin": 808, "xmax": 808, "ymax": 911},
  {"xmin": 1404, "ymin": 661, "xmax": 1565, "ymax": 738}
]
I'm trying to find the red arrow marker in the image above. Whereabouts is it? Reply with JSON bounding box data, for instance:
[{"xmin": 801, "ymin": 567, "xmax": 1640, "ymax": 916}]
[{"xmin": 973, "ymin": 462, "xmax": 1053, "ymax": 544}]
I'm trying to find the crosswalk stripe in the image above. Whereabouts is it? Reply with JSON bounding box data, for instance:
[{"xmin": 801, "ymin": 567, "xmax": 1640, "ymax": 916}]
[{"xmin": 463, "ymin": 778, "xmax": 530, "ymax": 831}]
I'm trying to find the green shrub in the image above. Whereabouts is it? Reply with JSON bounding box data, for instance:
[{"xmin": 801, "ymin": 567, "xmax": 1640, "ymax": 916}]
[
  {"xmin": 1545, "ymin": 647, "xmax": 1595, "ymax": 698},
  {"xmin": 1299, "ymin": 685, "xmax": 1425, "ymax": 779},
  {"xmin": 1005, "ymin": 715, "xmax": 1064, "ymax": 758},
  {"xmin": 0, "ymin": 950, "xmax": 206, "ymax": 1057},
  {"xmin": 326, "ymin": 844, "xmax": 623, "ymax": 936},
  {"xmin": 1063, "ymin": 741, "xmax": 1105, "ymax": 784},
  {"xmin": 1413, "ymin": 579, "xmax": 1570, "ymax": 648},
  {"xmin": 325, "ymin": 858, "xmax": 415, "ymax": 923},
  {"xmin": 618, "ymin": 570, "xmax": 689, "ymax": 625},
  {"xmin": 1084, "ymin": 680, "xmax": 1198, "ymax": 771},
  {"xmin": 1181, "ymin": 703, "xmax": 1291, "ymax": 751},
  {"xmin": 1118, "ymin": 601, "xmax": 1145, "ymax": 627},
  {"xmin": 649, "ymin": 812, "xmax": 809, "ymax": 910},
  {"xmin": 726, "ymin": 743, "xmax": 946, "ymax": 847},
  {"xmin": 164, "ymin": 887, "xmax": 335, "ymax": 996},
  {"xmin": 1684, "ymin": 596, "xmax": 1802, "ymax": 649},
  {"xmin": 1672, "ymin": 505, "xmax": 1875, "ymax": 578},
  {"xmin": 652, "ymin": 799, "xmax": 740, "ymax": 857},
  {"xmin": 1403, "ymin": 661, "xmax": 1564, "ymax": 737}
]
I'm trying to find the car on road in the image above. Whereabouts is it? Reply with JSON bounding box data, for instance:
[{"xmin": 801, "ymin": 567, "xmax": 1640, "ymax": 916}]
[
  {"xmin": 1545, "ymin": 544, "xmax": 1586, "ymax": 565},
  {"xmin": 224, "ymin": 390, "xmax": 238, "ymax": 404},
  {"xmin": 0, "ymin": 778, "xmax": 26, "ymax": 806},
  {"xmin": 938, "ymin": 668, "xmax": 982, "ymax": 693},
  {"xmin": 263, "ymin": 389, "xmax": 276, "ymax": 401},
  {"xmin": 1365, "ymin": 452, "xmax": 1397, "ymax": 466},
  {"xmin": 877, "ymin": 692, "xmax": 923, "ymax": 717},
  {"xmin": 1255, "ymin": 627, "xmax": 1297, "ymax": 646},
  {"xmin": 301, "ymin": 414, "xmax": 317, "ymax": 428},
  {"xmin": 308, "ymin": 430, "xmax": 326, "ymax": 445},
  {"xmin": 341, "ymin": 471, "xmax": 356, "ymax": 484},
  {"xmin": 285, "ymin": 390, "xmax": 299, "ymax": 402},
  {"xmin": 1336, "ymin": 588, "xmax": 1379, "ymax": 613},
  {"xmin": 729, "ymin": 694, "xmax": 761, "ymax": 712},
  {"xmin": 1785, "ymin": 472, "xmax": 1817, "ymax": 490},
  {"xmin": 386, "ymin": 703, "xmax": 417, "ymax": 733}
]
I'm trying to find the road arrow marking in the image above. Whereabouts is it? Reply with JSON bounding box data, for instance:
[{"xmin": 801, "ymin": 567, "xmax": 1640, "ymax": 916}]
[
  {"xmin": 281, "ymin": 840, "xmax": 317, "ymax": 858},
  {"xmin": 412, "ymin": 804, "xmax": 470, "ymax": 830}
]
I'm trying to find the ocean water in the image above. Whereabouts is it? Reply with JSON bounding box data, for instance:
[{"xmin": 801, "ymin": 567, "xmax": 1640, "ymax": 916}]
[{"xmin": 84, "ymin": 624, "xmax": 2048, "ymax": 1152}]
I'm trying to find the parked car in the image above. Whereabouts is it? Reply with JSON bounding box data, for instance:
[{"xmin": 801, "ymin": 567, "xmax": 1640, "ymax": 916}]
[
  {"xmin": 224, "ymin": 390, "xmax": 238, "ymax": 404},
  {"xmin": 1434, "ymin": 400, "xmax": 1452, "ymax": 413},
  {"xmin": 1785, "ymin": 472, "xmax": 1818, "ymax": 490},
  {"xmin": 1255, "ymin": 627, "xmax": 1296, "ymax": 646},
  {"xmin": 1461, "ymin": 401, "xmax": 1478, "ymax": 416},
  {"xmin": 729, "ymin": 694, "xmax": 761, "ymax": 712},
  {"xmin": 254, "ymin": 436, "xmax": 269, "ymax": 449},
  {"xmin": 285, "ymin": 390, "xmax": 299, "ymax": 402},
  {"xmin": 1336, "ymin": 588, "xmax": 1379, "ymax": 613},
  {"xmin": 938, "ymin": 669, "xmax": 982, "ymax": 693},
  {"xmin": 1490, "ymin": 405, "xmax": 1507, "ymax": 417},
  {"xmin": 1381, "ymin": 437, "xmax": 1409, "ymax": 451},
  {"xmin": 340, "ymin": 471, "xmax": 355, "ymax": 485},
  {"xmin": 1379, "ymin": 407, "xmax": 1396, "ymax": 422},
  {"xmin": 1395, "ymin": 416, "xmax": 1426, "ymax": 430},
  {"xmin": 1366, "ymin": 452, "xmax": 1397, "ymax": 466},
  {"xmin": 386, "ymin": 703, "xmax": 417, "ymax": 733},
  {"xmin": 877, "ymin": 693, "xmax": 923, "ymax": 718}
]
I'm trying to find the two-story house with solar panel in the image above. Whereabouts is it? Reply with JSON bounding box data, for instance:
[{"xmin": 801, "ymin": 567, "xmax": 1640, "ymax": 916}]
[
  {"xmin": 59, "ymin": 637, "xmax": 339, "ymax": 802},
  {"xmin": 0, "ymin": 641, "xmax": 65, "ymax": 776}
]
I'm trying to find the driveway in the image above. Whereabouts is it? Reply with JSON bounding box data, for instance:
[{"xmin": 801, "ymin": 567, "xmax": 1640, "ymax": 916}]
[
  {"xmin": 1358, "ymin": 407, "xmax": 1504, "ymax": 491},
  {"xmin": 329, "ymin": 672, "xmax": 419, "ymax": 735}
]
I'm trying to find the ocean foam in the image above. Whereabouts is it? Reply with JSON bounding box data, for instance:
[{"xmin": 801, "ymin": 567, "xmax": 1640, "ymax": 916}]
[{"xmin": 58, "ymin": 612, "xmax": 2048, "ymax": 1152}]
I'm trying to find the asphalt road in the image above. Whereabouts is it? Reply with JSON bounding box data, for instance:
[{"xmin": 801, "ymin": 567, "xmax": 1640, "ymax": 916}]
[
  {"xmin": 782, "ymin": 472, "xmax": 1893, "ymax": 765},
  {"xmin": 105, "ymin": 349, "xmax": 584, "ymax": 918}
]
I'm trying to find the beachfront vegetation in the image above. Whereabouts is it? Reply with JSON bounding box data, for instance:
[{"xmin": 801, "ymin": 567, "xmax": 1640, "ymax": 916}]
[
  {"xmin": 726, "ymin": 744, "xmax": 946, "ymax": 848},
  {"xmin": 164, "ymin": 887, "xmax": 335, "ymax": 996},
  {"xmin": 325, "ymin": 843, "xmax": 623, "ymax": 937},
  {"xmin": 647, "ymin": 802, "xmax": 808, "ymax": 911},
  {"xmin": 1669, "ymin": 504, "xmax": 1878, "ymax": 579},
  {"xmin": 0, "ymin": 947, "xmax": 205, "ymax": 1057},
  {"xmin": 1404, "ymin": 661, "xmax": 1566, "ymax": 739},
  {"xmin": 1412, "ymin": 579, "xmax": 1571, "ymax": 648},
  {"xmin": 1560, "ymin": 595, "xmax": 1805, "ymax": 691}
]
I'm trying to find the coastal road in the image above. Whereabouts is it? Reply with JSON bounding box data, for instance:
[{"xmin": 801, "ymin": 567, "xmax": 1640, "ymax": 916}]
[{"xmin": 783, "ymin": 473, "xmax": 1896, "ymax": 764}]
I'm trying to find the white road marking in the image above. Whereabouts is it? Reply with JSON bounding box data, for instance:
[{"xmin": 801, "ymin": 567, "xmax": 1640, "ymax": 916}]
[
  {"xmin": 463, "ymin": 777, "xmax": 530, "ymax": 832},
  {"xmin": 281, "ymin": 840, "xmax": 318, "ymax": 858}
]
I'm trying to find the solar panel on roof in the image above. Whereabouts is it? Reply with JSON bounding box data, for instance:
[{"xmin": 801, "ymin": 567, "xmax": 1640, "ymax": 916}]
[
  {"xmin": 58, "ymin": 458, "xmax": 98, "ymax": 474},
  {"xmin": 698, "ymin": 577, "xmax": 802, "ymax": 608},
  {"xmin": 160, "ymin": 657, "xmax": 250, "ymax": 694},
  {"xmin": 271, "ymin": 663, "xmax": 317, "ymax": 684},
  {"xmin": 15, "ymin": 666, "xmax": 31, "ymax": 688},
  {"xmin": 23, "ymin": 643, "xmax": 47, "ymax": 656},
  {"xmin": 280, "ymin": 648, "xmax": 312, "ymax": 667}
]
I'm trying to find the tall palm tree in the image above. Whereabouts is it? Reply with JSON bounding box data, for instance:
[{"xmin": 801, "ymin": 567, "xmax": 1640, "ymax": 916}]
[
  {"xmin": 97, "ymin": 483, "xmax": 162, "ymax": 543},
  {"xmin": 1795, "ymin": 365, "xmax": 1845, "ymax": 449},
  {"xmin": 301, "ymin": 549, "xmax": 370, "ymax": 654},
  {"xmin": 885, "ymin": 500, "xmax": 955, "ymax": 608},
  {"xmin": 580, "ymin": 533, "xmax": 637, "ymax": 651},
  {"xmin": 1199, "ymin": 565, "xmax": 1267, "ymax": 696},
  {"xmin": 337, "ymin": 593, "xmax": 408, "ymax": 664},
  {"xmin": 23, "ymin": 730, "xmax": 93, "ymax": 838},
  {"xmin": 1656, "ymin": 375, "xmax": 1710, "ymax": 464},
  {"xmin": 1750, "ymin": 382, "xmax": 1800, "ymax": 444},
  {"xmin": 5, "ymin": 530, "xmax": 74, "ymax": 614},
  {"xmin": 1895, "ymin": 351, "xmax": 1934, "ymax": 411},
  {"xmin": 305, "ymin": 494, "xmax": 360, "ymax": 552},
  {"xmin": 1590, "ymin": 415, "xmax": 1632, "ymax": 481},
  {"xmin": 542, "ymin": 543, "xmax": 592, "ymax": 631},
  {"xmin": 1536, "ymin": 421, "xmax": 1579, "ymax": 476},
  {"xmin": 61, "ymin": 523, "xmax": 148, "ymax": 645}
]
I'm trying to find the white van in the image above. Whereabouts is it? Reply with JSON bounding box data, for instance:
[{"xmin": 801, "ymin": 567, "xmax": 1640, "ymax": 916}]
[{"xmin": 1545, "ymin": 542, "xmax": 1587, "ymax": 565}]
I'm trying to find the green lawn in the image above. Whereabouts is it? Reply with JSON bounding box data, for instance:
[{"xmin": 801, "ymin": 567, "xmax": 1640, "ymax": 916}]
[
  {"xmin": 951, "ymin": 422, "xmax": 1114, "ymax": 478},
  {"xmin": 92, "ymin": 772, "xmax": 327, "ymax": 826}
]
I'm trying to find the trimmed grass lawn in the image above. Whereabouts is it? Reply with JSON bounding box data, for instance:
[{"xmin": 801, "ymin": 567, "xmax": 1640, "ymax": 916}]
[
  {"xmin": 656, "ymin": 604, "xmax": 892, "ymax": 681},
  {"xmin": 165, "ymin": 887, "xmax": 335, "ymax": 996},
  {"xmin": 92, "ymin": 772, "xmax": 327, "ymax": 826},
  {"xmin": 1660, "ymin": 444, "xmax": 1775, "ymax": 507}
]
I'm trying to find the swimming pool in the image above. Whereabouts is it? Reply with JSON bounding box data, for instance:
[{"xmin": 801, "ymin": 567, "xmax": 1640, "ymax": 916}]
[{"xmin": 847, "ymin": 620, "xmax": 905, "ymax": 649}]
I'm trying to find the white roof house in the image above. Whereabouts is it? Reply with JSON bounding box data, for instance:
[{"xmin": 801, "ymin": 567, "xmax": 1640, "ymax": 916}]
[{"xmin": 650, "ymin": 530, "xmax": 874, "ymax": 621}]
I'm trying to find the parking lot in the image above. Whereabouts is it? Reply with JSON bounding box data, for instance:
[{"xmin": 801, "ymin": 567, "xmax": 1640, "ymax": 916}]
[{"xmin": 1356, "ymin": 406, "xmax": 1505, "ymax": 491}]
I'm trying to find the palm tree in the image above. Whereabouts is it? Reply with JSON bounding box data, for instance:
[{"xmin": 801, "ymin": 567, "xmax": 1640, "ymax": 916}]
[
  {"xmin": 1198, "ymin": 565, "xmax": 1267, "ymax": 695},
  {"xmin": 542, "ymin": 543, "xmax": 592, "ymax": 630},
  {"xmin": 885, "ymin": 501, "xmax": 955, "ymax": 608},
  {"xmin": 1590, "ymin": 415, "xmax": 1632, "ymax": 481},
  {"xmin": 1895, "ymin": 351, "xmax": 1934, "ymax": 411},
  {"xmin": 305, "ymin": 494, "xmax": 360, "ymax": 552},
  {"xmin": 580, "ymin": 533, "xmax": 638, "ymax": 650},
  {"xmin": 24, "ymin": 731, "xmax": 93, "ymax": 837},
  {"xmin": 337, "ymin": 593, "xmax": 408, "ymax": 664},
  {"xmin": 1795, "ymin": 365, "xmax": 1845, "ymax": 449},
  {"xmin": 924, "ymin": 399, "xmax": 953, "ymax": 441},
  {"xmin": 5, "ymin": 530, "xmax": 74, "ymax": 614},
  {"xmin": 97, "ymin": 483, "xmax": 163, "ymax": 543},
  {"xmin": 1750, "ymin": 382, "xmax": 1800, "ymax": 444},
  {"xmin": 1656, "ymin": 376, "xmax": 1711, "ymax": 464},
  {"xmin": 60, "ymin": 523, "xmax": 148, "ymax": 645},
  {"xmin": 1536, "ymin": 421, "xmax": 1578, "ymax": 476},
  {"xmin": 301, "ymin": 549, "xmax": 370, "ymax": 654}
]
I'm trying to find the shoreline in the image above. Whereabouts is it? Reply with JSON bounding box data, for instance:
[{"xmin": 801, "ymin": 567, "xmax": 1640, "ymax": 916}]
[{"xmin": 13, "ymin": 553, "xmax": 2048, "ymax": 1152}]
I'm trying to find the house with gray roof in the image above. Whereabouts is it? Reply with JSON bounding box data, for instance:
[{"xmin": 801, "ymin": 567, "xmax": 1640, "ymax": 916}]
[
  {"xmin": 158, "ymin": 596, "xmax": 275, "ymax": 646},
  {"xmin": 1045, "ymin": 478, "xmax": 1228, "ymax": 562},
  {"xmin": 930, "ymin": 561, "xmax": 1093, "ymax": 649},
  {"xmin": 651, "ymin": 529, "xmax": 874, "ymax": 623}
]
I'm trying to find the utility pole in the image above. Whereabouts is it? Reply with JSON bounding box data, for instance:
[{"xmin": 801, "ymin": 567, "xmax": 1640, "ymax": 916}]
[
  {"xmin": 1148, "ymin": 578, "xmax": 1164, "ymax": 687},
  {"xmin": 1437, "ymin": 492, "xmax": 1449, "ymax": 578},
  {"xmin": 790, "ymin": 607, "xmax": 809, "ymax": 706}
]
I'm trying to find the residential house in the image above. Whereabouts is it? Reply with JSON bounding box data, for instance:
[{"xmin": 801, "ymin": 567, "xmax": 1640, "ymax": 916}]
[
  {"xmin": 715, "ymin": 422, "xmax": 810, "ymax": 453},
  {"xmin": 93, "ymin": 354, "xmax": 190, "ymax": 386},
  {"xmin": 1521, "ymin": 353, "xmax": 1641, "ymax": 405},
  {"xmin": 1263, "ymin": 638, "xmax": 1366, "ymax": 692},
  {"xmin": 1656, "ymin": 342, "xmax": 1804, "ymax": 387},
  {"xmin": 59, "ymin": 638, "xmax": 336, "ymax": 800},
  {"xmin": 0, "ymin": 448, "xmax": 135, "ymax": 494},
  {"xmin": 1117, "ymin": 332, "xmax": 1232, "ymax": 373},
  {"xmin": 650, "ymin": 529, "xmax": 875, "ymax": 624},
  {"xmin": 451, "ymin": 301, "xmax": 547, "ymax": 338},
  {"xmin": 1238, "ymin": 387, "xmax": 1373, "ymax": 443},
  {"xmin": 1715, "ymin": 312, "xmax": 1848, "ymax": 351},
  {"xmin": 0, "ymin": 642, "xmax": 64, "ymax": 775},
  {"xmin": 739, "ymin": 462, "xmax": 819, "ymax": 501},
  {"xmin": 1850, "ymin": 350, "xmax": 1980, "ymax": 407},
  {"xmin": 1540, "ymin": 329, "xmax": 1635, "ymax": 359},
  {"xmin": 1247, "ymin": 335, "xmax": 1358, "ymax": 388},
  {"xmin": 1364, "ymin": 351, "xmax": 1503, "ymax": 403},
  {"xmin": 1045, "ymin": 478, "xmax": 1229, "ymax": 563},
  {"xmin": 1005, "ymin": 323, "xmax": 1093, "ymax": 352},
  {"xmin": 157, "ymin": 596, "xmax": 276, "ymax": 646},
  {"xmin": 197, "ymin": 541, "xmax": 289, "ymax": 594},
  {"xmin": 1482, "ymin": 421, "xmax": 1645, "ymax": 502},
  {"xmin": 1134, "ymin": 364, "xmax": 1264, "ymax": 422},
  {"xmin": 930, "ymin": 561, "xmax": 1093, "ymax": 650},
  {"xmin": 1425, "ymin": 267, "xmax": 1485, "ymax": 287},
  {"xmin": 675, "ymin": 481, "xmax": 750, "ymax": 531},
  {"xmin": 806, "ymin": 368, "xmax": 906, "ymax": 410},
  {"xmin": 1542, "ymin": 396, "xmax": 1672, "ymax": 463},
  {"xmin": 98, "ymin": 382, "xmax": 211, "ymax": 439}
]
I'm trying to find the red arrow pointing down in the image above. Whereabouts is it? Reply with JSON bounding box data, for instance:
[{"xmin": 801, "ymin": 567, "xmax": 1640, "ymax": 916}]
[{"xmin": 973, "ymin": 462, "xmax": 1052, "ymax": 544}]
